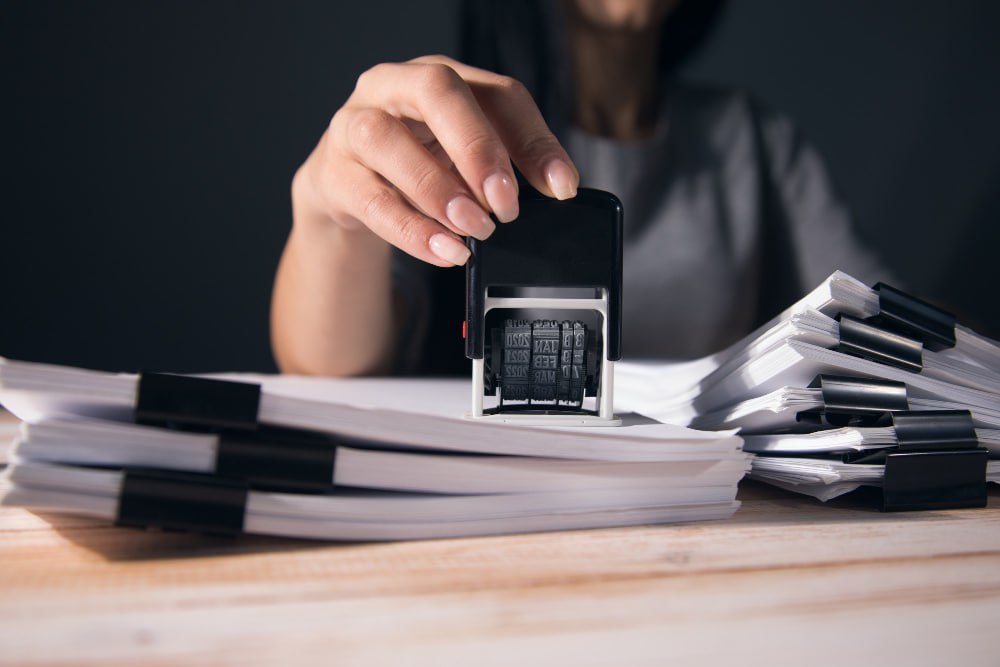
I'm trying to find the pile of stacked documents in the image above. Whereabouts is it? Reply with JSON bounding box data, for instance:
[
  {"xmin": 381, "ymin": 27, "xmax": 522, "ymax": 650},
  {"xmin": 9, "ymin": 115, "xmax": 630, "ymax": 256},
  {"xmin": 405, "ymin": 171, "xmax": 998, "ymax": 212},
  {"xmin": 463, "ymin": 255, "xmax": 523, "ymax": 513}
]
[
  {"xmin": 0, "ymin": 363, "xmax": 748, "ymax": 540},
  {"xmin": 615, "ymin": 271, "xmax": 1000, "ymax": 509},
  {"xmin": 3, "ymin": 272, "xmax": 994, "ymax": 532}
]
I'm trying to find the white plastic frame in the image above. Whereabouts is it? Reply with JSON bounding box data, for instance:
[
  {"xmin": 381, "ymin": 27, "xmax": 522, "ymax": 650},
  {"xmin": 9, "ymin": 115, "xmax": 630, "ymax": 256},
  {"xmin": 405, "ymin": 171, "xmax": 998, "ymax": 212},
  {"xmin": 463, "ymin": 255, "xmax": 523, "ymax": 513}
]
[{"xmin": 467, "ymin": 290, "xmax": 620, "ymax": 426}]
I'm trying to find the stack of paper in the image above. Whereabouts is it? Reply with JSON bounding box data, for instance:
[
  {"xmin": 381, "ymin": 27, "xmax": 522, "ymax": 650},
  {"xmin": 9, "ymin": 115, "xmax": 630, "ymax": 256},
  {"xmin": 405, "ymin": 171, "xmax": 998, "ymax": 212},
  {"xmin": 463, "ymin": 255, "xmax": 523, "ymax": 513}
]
[
  {"xmin": 0, "ymin": 361, "xmax": 748, "ymax": 540},
  {"xmin": 615, "ymin": 272, "xmax": 1000, "ymax": 503}
]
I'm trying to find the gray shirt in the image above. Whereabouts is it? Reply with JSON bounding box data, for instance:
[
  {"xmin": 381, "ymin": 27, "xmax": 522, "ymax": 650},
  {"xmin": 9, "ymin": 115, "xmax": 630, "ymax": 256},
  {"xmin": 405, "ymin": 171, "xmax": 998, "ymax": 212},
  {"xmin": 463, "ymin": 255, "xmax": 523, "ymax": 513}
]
[{"xmin": 394, "ymin": 83, "xmax": 888, "ymax": 371}]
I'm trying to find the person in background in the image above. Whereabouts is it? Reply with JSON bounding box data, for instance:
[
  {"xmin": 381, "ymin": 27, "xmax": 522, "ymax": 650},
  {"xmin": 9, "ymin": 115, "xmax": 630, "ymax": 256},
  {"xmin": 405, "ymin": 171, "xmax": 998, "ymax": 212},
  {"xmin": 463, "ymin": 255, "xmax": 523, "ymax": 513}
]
[{"xmin": 271, "ymin": 0, "xmax": 887, "ymax": 376}]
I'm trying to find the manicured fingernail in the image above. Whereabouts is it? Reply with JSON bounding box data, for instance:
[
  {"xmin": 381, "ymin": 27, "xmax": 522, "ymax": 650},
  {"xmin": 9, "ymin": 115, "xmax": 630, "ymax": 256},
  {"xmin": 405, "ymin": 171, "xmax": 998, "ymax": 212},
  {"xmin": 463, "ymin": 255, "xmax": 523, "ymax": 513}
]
[
  {"xmin": 446, "ymin": 195, "xmax": 496, "ymax": 240},
  {"xmin": 545, "ymin": 159, "xmax": 578, "ymax": 200},
  {"xmin": 429, "ymin": 233, "xmax": 471, "ymax": 265},
  {"xmin": 483, "ymin": 172, "xmax": 519, "ymax": 223}
]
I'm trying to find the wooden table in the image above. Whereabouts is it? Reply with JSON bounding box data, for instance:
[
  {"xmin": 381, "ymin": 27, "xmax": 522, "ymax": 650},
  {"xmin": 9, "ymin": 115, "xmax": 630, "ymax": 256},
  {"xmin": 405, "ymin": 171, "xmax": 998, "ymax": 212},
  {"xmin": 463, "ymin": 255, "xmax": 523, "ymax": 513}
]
[{"xmin": 1, "ymin": 414, "xmax": 998, "ymax": 665}]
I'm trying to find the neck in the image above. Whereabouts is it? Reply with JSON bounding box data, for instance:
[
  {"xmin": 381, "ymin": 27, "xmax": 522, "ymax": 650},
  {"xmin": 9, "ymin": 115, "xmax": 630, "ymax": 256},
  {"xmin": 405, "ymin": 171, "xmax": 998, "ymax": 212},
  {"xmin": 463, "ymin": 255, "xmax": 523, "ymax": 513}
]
[{"xmin": 564, "ymin": 3, "xmax": 664, "ymax": 140}]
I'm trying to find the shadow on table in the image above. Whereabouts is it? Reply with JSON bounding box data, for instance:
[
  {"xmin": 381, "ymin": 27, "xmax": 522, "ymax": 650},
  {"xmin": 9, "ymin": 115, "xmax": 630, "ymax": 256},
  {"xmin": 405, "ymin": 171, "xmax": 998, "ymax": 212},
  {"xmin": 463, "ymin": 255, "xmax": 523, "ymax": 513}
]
[
  {"xmin": 732, "ymin": 478, "xmax": 1000, "ymax": 525},
  {"xmin": 38, "ymin": 512, "xmax": 363, "ymax": 562}
]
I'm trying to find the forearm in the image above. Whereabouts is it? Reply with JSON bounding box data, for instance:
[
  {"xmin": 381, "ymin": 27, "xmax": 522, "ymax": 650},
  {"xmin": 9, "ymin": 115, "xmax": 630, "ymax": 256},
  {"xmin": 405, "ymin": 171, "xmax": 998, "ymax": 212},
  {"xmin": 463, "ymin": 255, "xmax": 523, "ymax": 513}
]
[{"xmin": 271, "ymin": 175, "xmax": 396, "ymax": 376}]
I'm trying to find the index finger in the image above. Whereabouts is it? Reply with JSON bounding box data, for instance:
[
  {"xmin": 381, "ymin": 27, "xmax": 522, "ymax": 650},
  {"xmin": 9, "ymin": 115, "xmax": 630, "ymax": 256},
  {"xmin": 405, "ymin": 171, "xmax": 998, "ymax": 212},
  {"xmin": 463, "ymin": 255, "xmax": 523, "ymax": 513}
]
[
  {"xmin": 413, "ymin": 56, "xmax": 579, "ymax": 202},
  {"xmin": 351, "ymin": 60, "xmax": 521, "ymax": 222}
]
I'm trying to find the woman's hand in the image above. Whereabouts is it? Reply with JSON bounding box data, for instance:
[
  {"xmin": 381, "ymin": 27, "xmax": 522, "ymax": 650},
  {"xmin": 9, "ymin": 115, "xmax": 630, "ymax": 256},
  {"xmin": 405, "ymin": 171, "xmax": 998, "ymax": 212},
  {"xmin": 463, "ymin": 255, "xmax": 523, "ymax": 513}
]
[
  {"xmin": 273, "ymin": 56, "xmax": 576, "ymax": 375},
  {"xmin": 292, "ymin": 55, "xmax": 579, "ymax": 266}
]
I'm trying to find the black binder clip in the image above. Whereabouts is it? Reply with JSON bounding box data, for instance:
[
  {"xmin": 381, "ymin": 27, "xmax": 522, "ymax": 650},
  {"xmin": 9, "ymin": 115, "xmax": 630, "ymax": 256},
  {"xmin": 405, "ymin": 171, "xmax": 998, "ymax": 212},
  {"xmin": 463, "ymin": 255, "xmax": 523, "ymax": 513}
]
[
  {"xmin": 215, "ymin": 428, "xmax": 339, "ymax": 492},
  {"xmin": 117, "ymin": 468, "xmax": 248, "ymax": 535},
  {"xmin": 849, "ymin": 410, "xmax": 988, "ymax": 511},
  {"xmin": 137, "ymin": 374, "xmax": 340, "ymax": 492},
  {"xmin": 834, "ymin": 282, "xmax": 958, "ymax": 370},
  {"xmin": 870, "ymin": 282, "xmax": 956, "ymax": 351},
  {"xmin": 836, "ymin": 314, "xmax": 923, "ymax": 373},
  {"xmin": 797, "ymin": 374, "xmax": 909, "ymax": 427},
  {"xmin": 465, "ymin": 188, "xmax": 623, "ymax": 424},
  {"xmin": 135, "ymin": 372, "xmax": 261, "ymax": 431}
]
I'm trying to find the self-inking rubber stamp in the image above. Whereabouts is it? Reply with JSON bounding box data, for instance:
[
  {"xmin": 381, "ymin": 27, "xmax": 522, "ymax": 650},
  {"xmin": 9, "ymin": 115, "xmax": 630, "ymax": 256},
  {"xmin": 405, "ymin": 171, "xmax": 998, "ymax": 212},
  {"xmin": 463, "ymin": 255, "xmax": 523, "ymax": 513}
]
[{"xmin": 465, "ymin": 188, "xmax": 623, "ymax": 425}]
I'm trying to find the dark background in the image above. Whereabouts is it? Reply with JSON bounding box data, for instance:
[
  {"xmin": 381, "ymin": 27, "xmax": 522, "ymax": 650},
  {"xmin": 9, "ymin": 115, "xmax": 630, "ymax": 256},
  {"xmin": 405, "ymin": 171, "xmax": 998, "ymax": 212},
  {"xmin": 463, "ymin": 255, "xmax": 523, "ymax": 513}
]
[{"xmin": 2, "ymin": 0, "xmax": 998, "ymax": 373}]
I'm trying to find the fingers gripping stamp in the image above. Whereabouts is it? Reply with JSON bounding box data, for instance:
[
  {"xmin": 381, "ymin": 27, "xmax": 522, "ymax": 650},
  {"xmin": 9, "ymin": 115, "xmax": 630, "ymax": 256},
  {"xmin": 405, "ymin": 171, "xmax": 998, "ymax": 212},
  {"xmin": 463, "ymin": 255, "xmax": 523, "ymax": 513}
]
[{"xmin": 465, "ymin": 188, "xmax": 623, "ymax": 425}]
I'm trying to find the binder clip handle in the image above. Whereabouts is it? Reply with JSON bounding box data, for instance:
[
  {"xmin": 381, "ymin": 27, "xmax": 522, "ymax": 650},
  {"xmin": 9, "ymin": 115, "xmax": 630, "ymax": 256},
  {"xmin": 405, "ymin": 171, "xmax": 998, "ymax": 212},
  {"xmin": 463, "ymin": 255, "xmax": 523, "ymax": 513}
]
[
  {"xmin": 873, "ymin": 282, "xmax": 956, "ymax": 352},
  {"xmin": 836, "ymin": 315, "xmax": 923, "ymax": 373},
  {"xmin": 797, "ymin": 374, "xmax": 908, "ymax": 427}
]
